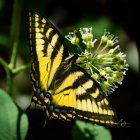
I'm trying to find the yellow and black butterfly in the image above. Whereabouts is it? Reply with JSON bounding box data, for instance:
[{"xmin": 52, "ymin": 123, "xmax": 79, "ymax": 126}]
[{"xmin": 28, "ymin": 11, "xmax": 116, "ymax": 125}]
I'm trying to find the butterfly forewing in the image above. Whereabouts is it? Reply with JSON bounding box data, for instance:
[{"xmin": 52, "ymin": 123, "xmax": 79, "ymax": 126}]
[
  {"xmin": 29, "ymin": 12, "xmax": 68, "ymax": 92},
  {"xmin": 28, "ymin": 11, "xmax": 116, "ymax": 125}
]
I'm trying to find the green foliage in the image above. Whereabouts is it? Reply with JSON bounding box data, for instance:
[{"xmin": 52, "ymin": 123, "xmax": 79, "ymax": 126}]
[
  {"xmin": 72, "ymin": 120, "xmax": 112, "ymax": 140},
  {"xmin": 0, "ymin": 89, "xmax": 28, "ymax": 140},
  {"xmin": 75, "ymin": 18, "xmax": 121, "ymax": 38}
]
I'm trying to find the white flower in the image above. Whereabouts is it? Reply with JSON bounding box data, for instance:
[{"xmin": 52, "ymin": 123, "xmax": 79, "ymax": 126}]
[
  {"xmin": 101, "ymin": 31, "xmax": 118, "ymax": 47},
  {"xmin": 79, "ymin": 27, "xmax": 93, "ymax": 41},
  {"xmin": 65, "ymin": 31, "xmax": 79, "ymax": 45},
  {"xmin": 65, "ymin": 28, "xmax": 128, "ymax": 95}
]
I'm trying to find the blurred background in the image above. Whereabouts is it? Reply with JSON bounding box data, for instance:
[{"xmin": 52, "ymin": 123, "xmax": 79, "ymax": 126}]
[{"xmin": 0, "ymin": 0, "xmax": 139, "ymax": 139}]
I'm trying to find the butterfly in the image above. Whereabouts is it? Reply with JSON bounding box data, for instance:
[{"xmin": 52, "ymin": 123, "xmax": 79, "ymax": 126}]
[{"xmin": 28, "ymin": 11, "xmax": 116, "ymax": 125}]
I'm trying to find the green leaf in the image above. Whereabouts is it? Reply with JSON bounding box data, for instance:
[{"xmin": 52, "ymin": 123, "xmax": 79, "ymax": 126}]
[
  {"xmin": 72, "ymin": 120, "xmax": 112, "ymax": 140},
  {"xmin": 0, "ymin": 89, "xmax": 28, "ymax": 140}
]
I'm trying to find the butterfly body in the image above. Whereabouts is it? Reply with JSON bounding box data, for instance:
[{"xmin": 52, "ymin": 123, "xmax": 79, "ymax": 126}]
[{"xmin": 28, "ymin": 11, "xmax": 116, "ymax": 125}]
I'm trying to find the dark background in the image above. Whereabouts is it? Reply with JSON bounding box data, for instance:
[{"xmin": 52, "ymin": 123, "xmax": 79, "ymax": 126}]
[{"xmin": 0, "ymin": 0, "xmax": 139, "ymax": 139}]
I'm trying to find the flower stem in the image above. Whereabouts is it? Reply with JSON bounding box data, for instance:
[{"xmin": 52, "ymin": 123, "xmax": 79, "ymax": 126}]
[
  {"xmin": 13, "ymin": 64, "xmax": 30, "ymax": 75},
  {"xmin": 1, "ymin": 0, "xmax": 23, "ymax": 96},
  {"xmin": 0, "ymin": 58, "xmax": 9, "ymax": 70},
  {"xmin": 98, "ymin": 44, "xmax": 108, "ymax": 54},
  {"xmin": 9, "ymin": 0, "xmax": 22, "ymax": 69},
  {"xmin": 95, "ymin": 40, "xmax": 102, "ymax": 54},
  {"xmin": 0, "ymin": 57, "xmax": 12, "ymax": 95}
]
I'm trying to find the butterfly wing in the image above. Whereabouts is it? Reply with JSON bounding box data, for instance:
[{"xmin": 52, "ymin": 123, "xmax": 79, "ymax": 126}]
[
  {"xmin": 28, "ymin": 12, "xmax": 116, "ymax": 125},
  {"xmin": 48, "ymin": 61, "xmax": 116, "ymax": 124},
  {"xmin": 28, "ymin": 12, "xmax": 68, "ymax": 97}
]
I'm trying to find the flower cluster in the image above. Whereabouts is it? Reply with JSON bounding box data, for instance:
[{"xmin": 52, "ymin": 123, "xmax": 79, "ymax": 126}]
[{"xmin": 65, "ymin": 28, "xmax": 128, "ymax": 95}]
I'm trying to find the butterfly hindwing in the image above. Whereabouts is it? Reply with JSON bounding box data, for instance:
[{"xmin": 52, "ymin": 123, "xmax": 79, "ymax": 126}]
[
  {"xmin": 48, "ymin": 60, "xmax": 116, "ymax": 124},
  {"xmin": 28, "ymin": 12, "xmax": 116, "ymax": 125}
]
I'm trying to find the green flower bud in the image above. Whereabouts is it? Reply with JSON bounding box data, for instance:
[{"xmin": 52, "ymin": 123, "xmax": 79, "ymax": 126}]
[
  {"xmin": 99, "ymin": 69, "xmax": 106, "ymax": 76},
  {"xmin": 65, "ymin": 31, "xmax": 79, "ymax": 45},
  {"xmin": 82, "ymin": 33, "xmax": 93, "ymax": 41}
]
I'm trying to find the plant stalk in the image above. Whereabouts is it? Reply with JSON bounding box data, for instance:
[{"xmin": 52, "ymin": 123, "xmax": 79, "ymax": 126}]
[{"xmin": 7, "ymin": 0, "xmax": 22, "ymax": 95}]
